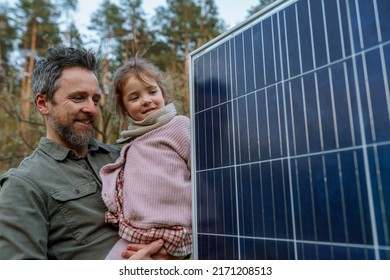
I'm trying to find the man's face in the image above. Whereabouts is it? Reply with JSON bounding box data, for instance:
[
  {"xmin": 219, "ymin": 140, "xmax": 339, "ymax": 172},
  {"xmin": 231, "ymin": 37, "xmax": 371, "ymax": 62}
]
[{"xmin": 44, "ymin": 67, "xmax": 101, "ymax": 151}]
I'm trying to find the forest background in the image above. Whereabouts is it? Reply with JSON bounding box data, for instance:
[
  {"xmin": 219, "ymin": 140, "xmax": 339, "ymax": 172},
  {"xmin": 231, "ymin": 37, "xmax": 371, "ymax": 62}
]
[{"xmin": 0, "ymin": 0, "xmax": 276, "ymax": 172}]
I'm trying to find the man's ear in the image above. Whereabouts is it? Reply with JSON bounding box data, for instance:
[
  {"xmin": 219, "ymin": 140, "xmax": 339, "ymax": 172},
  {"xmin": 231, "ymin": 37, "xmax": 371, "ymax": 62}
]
[{"xmin": 36, "ymin": 93, "xmax": 49, "ymax": 115}]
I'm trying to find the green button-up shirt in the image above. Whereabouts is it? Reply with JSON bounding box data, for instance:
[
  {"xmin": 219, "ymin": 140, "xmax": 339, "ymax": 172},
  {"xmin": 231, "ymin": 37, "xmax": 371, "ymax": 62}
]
[{"xmin": 0, "ymin": 137, "xmax": 121, "ymax": 259}]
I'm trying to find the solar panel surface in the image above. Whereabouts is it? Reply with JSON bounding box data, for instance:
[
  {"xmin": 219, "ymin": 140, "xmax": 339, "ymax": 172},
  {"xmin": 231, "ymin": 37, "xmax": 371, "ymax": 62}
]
[{"xmin": 189, "ymin": 0, "xmax": 390, "ymax": 259}]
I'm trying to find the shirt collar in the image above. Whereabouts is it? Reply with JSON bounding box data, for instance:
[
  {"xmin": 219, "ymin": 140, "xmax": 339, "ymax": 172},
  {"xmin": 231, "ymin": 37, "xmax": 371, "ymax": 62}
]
[{"xmin": 38, "ymin": 137, "xmax": 111, "ymax": 161}]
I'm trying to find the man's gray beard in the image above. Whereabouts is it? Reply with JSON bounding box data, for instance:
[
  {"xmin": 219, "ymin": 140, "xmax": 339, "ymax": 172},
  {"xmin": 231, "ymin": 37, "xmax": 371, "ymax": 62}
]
[{"xmin": 53, "ymin": 122, "xmax": 94, "ymax": 148}]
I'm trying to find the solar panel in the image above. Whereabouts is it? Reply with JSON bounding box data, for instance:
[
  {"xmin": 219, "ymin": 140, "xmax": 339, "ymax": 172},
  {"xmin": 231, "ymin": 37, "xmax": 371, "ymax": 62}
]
[{"xmin": 189, "ymin": 0, "xmax": 390, "ymax": 260}]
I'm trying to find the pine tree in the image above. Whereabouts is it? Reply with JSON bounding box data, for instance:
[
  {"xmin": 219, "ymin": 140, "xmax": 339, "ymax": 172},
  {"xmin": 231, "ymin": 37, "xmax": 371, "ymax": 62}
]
[{"xmin": 16, "ymin": 0, "xmax": 62, "ymax": 151}]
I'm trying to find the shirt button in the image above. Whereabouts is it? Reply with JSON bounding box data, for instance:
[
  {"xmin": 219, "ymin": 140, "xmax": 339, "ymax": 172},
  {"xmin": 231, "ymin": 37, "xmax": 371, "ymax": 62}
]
[{"xmin": 75, "ymin": 188, "xmax": 80, "ymax": 194}]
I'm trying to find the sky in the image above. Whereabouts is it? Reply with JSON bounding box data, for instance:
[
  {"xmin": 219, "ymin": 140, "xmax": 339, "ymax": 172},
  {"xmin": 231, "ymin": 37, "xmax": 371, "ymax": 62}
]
[{"xmin": 74, "ymin": 0, "xmax": 259, "ymax": 40}]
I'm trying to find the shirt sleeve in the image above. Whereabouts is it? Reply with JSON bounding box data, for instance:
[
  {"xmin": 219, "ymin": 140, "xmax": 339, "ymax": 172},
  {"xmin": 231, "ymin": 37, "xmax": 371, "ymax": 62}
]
[{"xmin": 0, "ymin": 174, "xmax": 49, "ymax": 259}]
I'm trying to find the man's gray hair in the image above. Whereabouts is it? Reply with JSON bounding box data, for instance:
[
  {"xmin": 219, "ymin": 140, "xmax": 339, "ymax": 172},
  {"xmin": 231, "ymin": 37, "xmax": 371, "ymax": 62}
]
[{"xmin": 32, "ymin": 45, "xmax": 100, "ymax": 103}]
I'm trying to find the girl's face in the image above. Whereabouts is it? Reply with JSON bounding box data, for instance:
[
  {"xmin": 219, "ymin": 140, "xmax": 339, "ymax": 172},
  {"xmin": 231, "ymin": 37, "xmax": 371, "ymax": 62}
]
[{"xmin": 122, "ymin": 76, "xmax": 165, "ymax": 121}]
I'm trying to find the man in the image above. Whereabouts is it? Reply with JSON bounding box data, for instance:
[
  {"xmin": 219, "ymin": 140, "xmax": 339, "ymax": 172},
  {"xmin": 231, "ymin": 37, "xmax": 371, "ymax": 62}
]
[{"xmin": 0, "ymin": 45, "xmax": 166, "ymax": 259}]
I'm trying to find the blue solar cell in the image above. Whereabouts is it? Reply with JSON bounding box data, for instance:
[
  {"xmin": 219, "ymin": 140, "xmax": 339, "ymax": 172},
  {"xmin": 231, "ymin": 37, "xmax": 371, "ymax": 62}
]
[
  {"xmin": 330, "ymin": 62, "xmax": 354, "ymax": 149},
  {"xmin": 285, "ymin": 5, "xmax": 301, "ymax": 77},
  {"xmin": 189, "ymin": 0, "xmax": 390, "ymax": 259},
  {"xmin": 364, "ymin": 49, "xmax": 390, "ymax": 142},
  {"xmin": 198, "ymin": 235, "xmax": 239, "ymax": 260},
  {"xmin": 216, "ymin": 43, "xmax": 230, "ymax": 103},
  {"xmin": 256, "ymin": 89, "xmax": 271, "ymax": 160},
  {"xmin": 377, "ymin": 0, "xmax": 390, "ymax": 42},
  {"xmin": 247, "ymin": 93, "xmax": 261, "ymax": 162},
  {"xmin": 234, "ymin": 97, "xmax": 250, "ymax": 164},
  {"xmin": 243, "ymin": 28, "xmax": 255, "ymax": 93},
  {"xmin": 309, "ymin": 1, "xmax": 328, "ymax": 68},
  {"xmin": 297, "ymin": 0, "xmax": 314, "ymax": 72},
  {"xmin": 220, "ymin": 102, "xmax": 234, "ymax": 166},
  {"xmin": 252, "ymin": 23, "xmax": 266, "ymax": 89},
  {"xmin": 359, "ymin": 1, "xmax": 379, "ymax": 50},
  {"xmin": 303, "ymin": 73, "xmax": 322, "ymax": 152},
  {"xmin": 324, "ymin": 0, "xmax": 344, "ymax": 62},
  {"xmin": 212, "ymin": 109, "xmax": 222, "ymax": 168},
  {"xmin": 195, "ymin": 113, "xmax": 206, "ymax": 170}
]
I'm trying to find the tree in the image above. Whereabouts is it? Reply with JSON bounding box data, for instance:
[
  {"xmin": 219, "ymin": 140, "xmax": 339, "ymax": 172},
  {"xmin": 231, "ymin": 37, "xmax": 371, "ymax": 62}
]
[
  {"xmin": 153, "ymin": 0, "xmax": 225, "ymax": 115},
  {"xmin": 154, "ymin": 0, "xmax": 198, "ymax": 75},
  {"xmin": 247, "ymin": 0, "xmax": 277, "ymax": 16},
  {"xmin": 195, "ymin": 0, "xmax": 226, "ymax": 48},
  {"xmin": 118, "ymin": 0, "xmax": 154, "ymax": 60},
  {"xmin": 0, "ymin": 3, "xmax": 17, "ymax": 93},
  {"xmin": 58, "ymin": 0, "xmax": 79, "ymax": 46},
  {"xmin": 15, "ymin": 0, "xmax": 61, "ymax": 152},
  {"xmin": 0, "ymin": 3, "xmax": 22, "ymax": 171},
  {"xmin": 89, "ymin": 0, "xmax": 128, "ymax": 143},
  {"xmin": 68, "ymin": 21, "xmax": 83, "ymax": 48},
  {"xmin": 0, "ymin": 0, "xmax": 61, "ymax": 170}
]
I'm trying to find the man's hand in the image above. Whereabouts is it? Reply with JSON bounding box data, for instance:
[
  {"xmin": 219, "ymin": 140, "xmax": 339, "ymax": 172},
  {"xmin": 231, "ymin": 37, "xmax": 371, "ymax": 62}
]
[{"xmin": 122, "ymin": 239, "xmax": 183, "ymax": 260}]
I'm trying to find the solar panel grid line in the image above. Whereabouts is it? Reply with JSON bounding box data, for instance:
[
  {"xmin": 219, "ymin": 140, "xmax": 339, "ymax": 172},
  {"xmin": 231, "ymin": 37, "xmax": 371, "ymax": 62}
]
[
  {"xmin": 345, "ymin": 0, "xmax": 380, "ymax": 259},
  {"xmin": 321, "ymin": 0, "xmax": 331, "ymax": 65},
  {"xmin": 209, "ymin": 64, "xmax": 216, "ymax": 169},
  {"xmin": 354, "ymin": 0, "xmax": 364, "ymax": 50},
  {"xmin": 197, "ymin": 232, "xmax": 389, "ymax": 249},
  {"xmin": 242, "ymin": 31, "xmax": 249, "ymax": 94},
  {"xmin": 361, "ymin": 53, "xmax": 377, "ymax": 142},
  {"xmin": 322, "ymin": 155, "xmax": 332, "ymax": 247},
  {"xmin": 352, "ymin": 150, "xmax": 368, "ymax": 245},
  {"xmin": 276, "ymin": 87, "xmax": 285, "ymax": 158},
  {"xmin": 265, "ymin": 89, "xmax": 272, "ymax": 160},
  {"xmin": 342, "ymin": 61, "xmax": 357, "ymax": 147},
  {"xmin": 372, "ymin": 0, "xmax": 381, "ymax": 42},
  {"xmin": 379, "ymin": 48, "xmax": 390, "ymax": 124},
  {"xmin": 222, "ymin": 33, "xmax": 243, "ymax": 259},
  {"xmin": 307, "ymin": 157, "xmax": 318, "ymax": 255},
  {"xmin": 337, "ymin": 153, "xmax": 350, "ymax": 243},
  {"xmin": 278, "ymin": 9, "xmax": 300, "ymax": 259},
  {"xmin": 372, "ymin": 146, "xmax": 388, "ymax": 245},
  {"xmin": 327, "ymin": 73, "xmax": 339, "ymax": 151}
]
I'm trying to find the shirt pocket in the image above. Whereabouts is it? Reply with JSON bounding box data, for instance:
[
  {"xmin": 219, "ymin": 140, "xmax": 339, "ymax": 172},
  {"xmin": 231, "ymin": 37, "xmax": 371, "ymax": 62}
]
[
  {"xmin": 50, "ymin": 181, "xmax": 108, "ymax": 244},
  {"xmin": 51, "ymin": 181, "xmax": 97, "ymax": 201}
]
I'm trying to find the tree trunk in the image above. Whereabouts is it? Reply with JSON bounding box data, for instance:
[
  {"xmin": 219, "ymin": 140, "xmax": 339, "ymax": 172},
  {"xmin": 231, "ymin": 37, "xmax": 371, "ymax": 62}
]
[
  {"xmin": 96, "ymin": 53, "xmax": 109, "ymax": 142},
  {"xmin": 19, "ymin": 19, "xmax": 37, "ymax": 150}
]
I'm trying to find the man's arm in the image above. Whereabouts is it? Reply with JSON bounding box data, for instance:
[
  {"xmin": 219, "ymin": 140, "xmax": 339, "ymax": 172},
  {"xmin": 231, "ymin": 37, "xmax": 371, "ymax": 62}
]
[{"xmin": 0, "ymin": 175, "xmax": 49, "ymax": 259}]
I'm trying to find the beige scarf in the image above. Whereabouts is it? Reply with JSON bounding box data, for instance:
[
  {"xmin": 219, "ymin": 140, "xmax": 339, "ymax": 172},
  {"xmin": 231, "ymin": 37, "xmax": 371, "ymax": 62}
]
[{"xmin": 116, "ymin": 103, "xmax": 177, "ymax": 144}]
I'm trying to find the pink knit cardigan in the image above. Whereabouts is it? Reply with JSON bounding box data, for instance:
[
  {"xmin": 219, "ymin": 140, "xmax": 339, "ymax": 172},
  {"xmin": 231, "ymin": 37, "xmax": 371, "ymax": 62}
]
[{"xmin": 101, "ymin": 115, "xmax": 191, "ymax": 231}]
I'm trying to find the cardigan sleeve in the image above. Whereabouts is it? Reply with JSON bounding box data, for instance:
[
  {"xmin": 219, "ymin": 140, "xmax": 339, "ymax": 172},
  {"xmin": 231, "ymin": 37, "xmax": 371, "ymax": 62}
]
[{"xmin": 100, "ymin": 143, "xmax": 132, "ymax": 213}]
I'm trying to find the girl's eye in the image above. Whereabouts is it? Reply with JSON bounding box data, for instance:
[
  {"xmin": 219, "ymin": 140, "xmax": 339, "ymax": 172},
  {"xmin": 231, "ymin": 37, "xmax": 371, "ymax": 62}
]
[{"xmin": 129, "ymin": 95, "xmax": 138, "ymax": 101}]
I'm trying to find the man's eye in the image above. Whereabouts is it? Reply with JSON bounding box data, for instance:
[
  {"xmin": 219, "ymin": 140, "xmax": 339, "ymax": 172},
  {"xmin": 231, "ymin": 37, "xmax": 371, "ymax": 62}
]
[{"xmin": 73, "ymin": 96, "xmax": 84, "ymax": 102}]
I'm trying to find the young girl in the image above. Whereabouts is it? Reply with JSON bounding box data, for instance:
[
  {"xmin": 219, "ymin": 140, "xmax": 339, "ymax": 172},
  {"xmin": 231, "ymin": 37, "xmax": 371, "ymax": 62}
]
[{"xmin": 100, "ymin": 57, "xmax": 192, "ymax": 259}]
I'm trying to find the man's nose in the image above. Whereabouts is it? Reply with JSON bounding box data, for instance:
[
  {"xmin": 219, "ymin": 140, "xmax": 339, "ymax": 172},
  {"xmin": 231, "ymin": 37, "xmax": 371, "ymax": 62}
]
[{"xmin": 82, "ymin": 99, "xmax": 99, "ymax": 114}]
